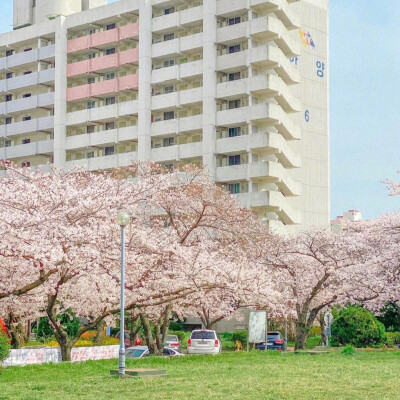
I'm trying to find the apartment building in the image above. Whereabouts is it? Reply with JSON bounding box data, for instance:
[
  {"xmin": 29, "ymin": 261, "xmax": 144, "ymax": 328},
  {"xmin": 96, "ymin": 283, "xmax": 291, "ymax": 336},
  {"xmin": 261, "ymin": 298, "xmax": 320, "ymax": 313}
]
[{"xmin": 0, "ymin": 0, "xmax": 329, "ymax": 233}]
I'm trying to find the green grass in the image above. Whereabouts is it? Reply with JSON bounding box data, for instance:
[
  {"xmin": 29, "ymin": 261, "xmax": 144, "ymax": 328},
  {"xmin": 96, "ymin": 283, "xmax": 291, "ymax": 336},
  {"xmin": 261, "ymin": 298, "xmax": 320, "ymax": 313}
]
[
  {"xmin": 1, "ymin": 351, "xmax": 400, "ymax": 399},
  {"xmin": 287, "ymin": 335, "xmax": 321, "ymax": 349}
]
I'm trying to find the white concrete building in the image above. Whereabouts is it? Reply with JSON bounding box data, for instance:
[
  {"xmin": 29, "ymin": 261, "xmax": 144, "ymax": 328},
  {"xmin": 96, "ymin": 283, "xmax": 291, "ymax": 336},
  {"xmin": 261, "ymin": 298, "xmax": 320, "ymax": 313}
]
[
  {"xmin": 0, "ymin": 0, "xmax": 329, "ymax": 232},
  {"xmin": 331, "ymin": 209, "xmax": 362, "ymax": 234}
]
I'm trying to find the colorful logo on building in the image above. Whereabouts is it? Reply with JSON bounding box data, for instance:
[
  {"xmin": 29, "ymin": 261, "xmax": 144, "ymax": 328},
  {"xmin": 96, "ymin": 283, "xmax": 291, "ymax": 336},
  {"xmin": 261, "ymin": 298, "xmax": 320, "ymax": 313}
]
[{"xmin": 298, "ymin": 29, "xmax": 315, "ymax": 49}]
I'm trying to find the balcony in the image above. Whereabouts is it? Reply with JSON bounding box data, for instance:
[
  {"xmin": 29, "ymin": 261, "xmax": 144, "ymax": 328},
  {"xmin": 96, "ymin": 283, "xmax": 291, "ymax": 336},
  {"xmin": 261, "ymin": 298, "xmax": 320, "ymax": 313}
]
[
  {"xmin": 0, "ymin": 92, "xmax": 54, "ymax": 115},
  {"xmin": 250, "ymin": 0, "xmax": 300, "ymax": 30},
  {"xmin": 216, "ymin": 103, "xmax": 300, "ymax": 140},
  {"xmin": 0, "ymin": 45, "xmax": 55, "ymax": 70},
  {"xmin": 0, "ymin": 69, "xmax": 55, "ymax": 93},
  {"xmin": 152, "ymin": 6, "xmax": 203, "ymax": 33},
  {"xmin": 217, "ymin": 75, "xmax": 300, "ymax": 112},
  {"xmin": 151, "ymin": 114, "xmax": 202, "ymax": 136},
  {"xmin": 65, "ymin": 151, "xmax": 138, "ymax": 171},
  {"xmin": 67, "ymin": 75, "xmax": 138, "ymax": 101},
  {"xmin": 67, "ymin": 48, "xmax": 139, "ymax": 77},
  {"xmin": 0, "ymin": 116, "xmax": 53, "ymax": 138},
  {"xmin": 0, "ymin": 139, "xmax": 53, "ymax": 160},
  {"xmin": 216, "ymin": 161, "xmax": 300, "ymax": 196},
  {"xmin": 152, "ymin": 33, "xmax": 203, "ymax": 59},
  {"xmin": 217, "ymin": 0, "xmax": 247, "ymax": 16},
  {"xmin": 150, "ymin": 141, "xmax": 202, "ymax": 162},
  {"xmin": 250, "ymin": 16, "xmax": 300, "ymax": 57},
  {"xmin": 217, "ymin": 45, "xmax": 299, "ymax": 85},
  {"xmin": 66, "ymin": 126, "xmax": 138, "ymax": 150},
  {"xmin": 67, "ymin": 100, "xmax": 138, "ymax": 126},
  {"xmin": 67, "ymin": 23, "xmax": 139, "ymax": 53},
  {"xmin": 152, "ymin": 60, "xmax": 203, "ymax": 84},
  {"xmin": 216, "ymin": 132, "xmax": 301, "ymax": 168},
  {"xmin": 152, "ymin": 87, "xmax": 202, "ymax": 110}
]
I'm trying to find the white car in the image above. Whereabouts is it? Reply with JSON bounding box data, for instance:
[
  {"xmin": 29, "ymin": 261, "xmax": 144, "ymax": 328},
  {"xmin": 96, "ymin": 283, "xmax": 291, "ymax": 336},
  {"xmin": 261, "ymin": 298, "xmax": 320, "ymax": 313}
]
[{"xmin": 187, "ymin": 330, "xmax": 222, "ymax": 355}]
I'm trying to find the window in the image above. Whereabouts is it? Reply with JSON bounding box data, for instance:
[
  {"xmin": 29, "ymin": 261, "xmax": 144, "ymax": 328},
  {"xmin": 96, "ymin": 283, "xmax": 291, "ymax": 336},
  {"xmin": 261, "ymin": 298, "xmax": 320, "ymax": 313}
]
[
  {"xmin": 88, "ymin": 53, "xmax": 96, "ymax": 59},
  {"xmin": 23, "ymin": 71, "xmax": 32, "ymax": 75},
  {"xmin": 229, "ymin": 72, "xmax": 241, "ymax": 81},
  {"xmin": 163, "ymin": 59, "xmax": 175, "ymax": 67},
  {"xmin": 86, "ymin": 125, "xmax": 95, "ymax": 134},
  {"xmin": 24, "ymin": 48, "xmax": 32, "ymax": 52},
  {"xmin": 5, "ymin": 94, "xmax": 12, "ymax": 102},
  {"xmin": 106, "ymin": 23, "xmax": 116, "ymax": 30},
  {"xmin": 228, "ymin": 155, "xmax": 241, "ymax": 165},
  {"xmin": 105, "ymin": 121, "xmax": 115, "ymax": 130},
  {"xmin": 106, "ymin": 97, "xmax": 116, "ymax": 105},
  {"xmin": 88, "ymin": 29, "xmax": 96, "ymax": 35},
  {"xmin": 164, "ymin": 85, "xmax": 174, "ymax": 94},
  {"xmin": 22, "ymin": 139, "xmax": 31, "ymax": 144},
  {"xmin": 164, "ymin": 33, "xmax": 174, "ymax": 41},
  {"xmin": 87, "ymin": 77, "xmax": 96, "ymax": 84},
  {"xmin": 164, "ymin": 111, "xmax": 174, "ymax": 120},
  {"xmin": 105, "ymin": 48, "xmax": 116, "ymax": 55},
  {"xmin": 5, "ymin": 50, "xmax": 14, "ymax": 57},
  {"xmin": 23, "ymin": 116, "xmax": 31, "ymax": 121},
  {"xmin": 5, "ymin": 117, "xmax": 12, "ymax": 124},
  {"xmin": 163, "ymin": 137, "xmax": 175, "ymax": 147},
  {"xmin": 5, "ymin": 140, "xmax": 11, "ymax": 147},
  {"xmin": 164, "ymin": 7, "xmax": 175, "ymax": 14},
  {"xmin": 229, "ymin": 99, "xmax": 241, "ymax": 109},
  {"xmin": 22, "ymin": 93, "xmax": 31, "ymax": 98},
  {"xmin": 229, "ymin": 127, "xmax": 241, "ymax": 137},
  {"xmin": 22, "ymin": 161, "xmax": 31, "ymax": 167},
  {"xmin": 6, "ymin": 72, "xmax": 12, "ymax": 79},
  {"xmin": 105, "ymin": 72, "xmax": 115, "ymax": 80},
  {"xmin": 228, "ymin": 183, "xmax": 240, "ymax": 194},
  {"xmin": 104, "ymin": 146, "xmax": 115, "ymax": 155},
  {"xmin": 229, "ymin": 17, "xmax": 241, "ymax": 25},
  {"xmin": 228, "ymin": 44, "xmax": 241, "ymax": 54},
  {"xmin": 87, "ymin": 101, "xmax": 96, "ymax": 109},
  {"xmin": 86, "ymin": 151, "xmax": 95, "ymax": 158}
]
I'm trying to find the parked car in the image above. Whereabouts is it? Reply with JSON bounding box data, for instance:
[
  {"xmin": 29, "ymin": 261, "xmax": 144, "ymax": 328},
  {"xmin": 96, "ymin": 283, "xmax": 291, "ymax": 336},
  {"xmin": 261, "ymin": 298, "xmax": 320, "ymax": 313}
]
[
  {"xmin": 165, "ymin": 334, "xmax": 182, "ymax": 353},
  {"xmin": 187, "ymin": 330, "xmax": 222, "ymax": 355},
  {"xmin": 255, "ymin": 332, "xmax": 285, "ymax": 351},
  {"xmin": 115, "ymin": 331, "xmax": 131, "ymax": 347},
  {"xmin": 125, "ymin": 345, "xmax": 184, "ymax": 358}
]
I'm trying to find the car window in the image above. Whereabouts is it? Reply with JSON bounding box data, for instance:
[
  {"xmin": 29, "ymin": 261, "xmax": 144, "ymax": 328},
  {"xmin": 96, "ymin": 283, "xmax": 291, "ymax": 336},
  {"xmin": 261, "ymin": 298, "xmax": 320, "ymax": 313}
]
[
  {"xmin": 126, "ymin": 349, "xmax": 146, "ymax": 357},
  {"xmin": 166, "ymin": 335, "xmax": 178, "ymax": 342},
  {"xmin": 267, "ymin": 333, "xmax": 281, "ymax": 340},
  {"xmin": 191, "ymin": 331, "xmax": 216, "ymax": 339},
  {"xmin": 163, "ymin": 348, "xmax": 172, "ymax": 356}
]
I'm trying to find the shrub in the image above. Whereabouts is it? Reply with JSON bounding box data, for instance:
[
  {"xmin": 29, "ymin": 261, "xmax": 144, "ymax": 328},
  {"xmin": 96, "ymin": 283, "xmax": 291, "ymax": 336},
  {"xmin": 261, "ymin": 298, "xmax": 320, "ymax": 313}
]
[
  {"xmin": 80, "ymin": 331, "xmax": 97, "ymax": 340},
  {"xmin": 169, "ymin": 331, "xmax": 185, "ymax": 343},
  {"xmin": 0, "ymin": 333, "xmax": 11, "ymax": 364},
  {"xmin": 377, "ymin": 301, "xmax": 400, "ymax": 332},
  {"xmin": 341, "ymin": 345, "xmax": 356, "ymax": 355},
  {"xmin": 309, "ymin": 326, "xmax": 321, "ymax": 337},
  {"xmin": 386, "ymin": 332, "xmax": 400, "ymax": 347},
  {"xmin": 232, "ymin": 330, "xmax": 248, "ymax": 347},
  {"xmin": 331, "ymin": 306, "xmax": 386, "ymax": 348}
]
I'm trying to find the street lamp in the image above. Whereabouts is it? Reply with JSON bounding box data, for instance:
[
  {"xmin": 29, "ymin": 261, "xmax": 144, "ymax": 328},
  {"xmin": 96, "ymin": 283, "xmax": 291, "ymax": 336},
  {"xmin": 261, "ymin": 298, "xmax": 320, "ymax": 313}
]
[{"xmin": 116, "ymin": 210, "xmax": 130, "ymax": 375}]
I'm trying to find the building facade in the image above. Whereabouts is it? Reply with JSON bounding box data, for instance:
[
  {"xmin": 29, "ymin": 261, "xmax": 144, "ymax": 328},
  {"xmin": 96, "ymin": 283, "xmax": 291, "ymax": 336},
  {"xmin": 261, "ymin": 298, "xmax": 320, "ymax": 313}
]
[{"xmin": 0, "ymin": 0, "xmax": 329, "ymax": 233}]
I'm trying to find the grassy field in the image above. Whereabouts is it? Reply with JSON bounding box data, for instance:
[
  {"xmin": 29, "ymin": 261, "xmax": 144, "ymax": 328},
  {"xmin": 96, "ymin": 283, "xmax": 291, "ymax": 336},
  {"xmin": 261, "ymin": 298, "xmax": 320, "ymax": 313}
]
[{"xmin": 1, "ymin": 350, "xmax": 400, "ymax": 400}]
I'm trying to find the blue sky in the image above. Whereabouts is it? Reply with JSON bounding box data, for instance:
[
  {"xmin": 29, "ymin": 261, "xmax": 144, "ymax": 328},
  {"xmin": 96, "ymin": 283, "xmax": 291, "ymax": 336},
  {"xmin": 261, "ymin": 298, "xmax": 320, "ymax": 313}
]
[{"xmin": 0, "ymin": 0, "xmax": 399, "ymax": 220}]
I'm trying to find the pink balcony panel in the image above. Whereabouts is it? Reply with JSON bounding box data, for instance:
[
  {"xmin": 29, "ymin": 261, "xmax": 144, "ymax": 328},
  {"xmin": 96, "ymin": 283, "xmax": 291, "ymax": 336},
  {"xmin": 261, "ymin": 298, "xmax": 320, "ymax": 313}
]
[
  {"xmin": 67, "ymin": 84, "xmax": 90, "ymax": 101},
  {"xmin": 119, "ymin": 74, "xmax": 139, "ymax": 91},
  {"xmin": 67, "ymin": 23, "xmax": 139, "ymax": 53},
  {"xmin": 66, "ymin": 74, "xmax": 138, "ymax": 101},
  {"xmin": 67, "ymin": 49, "xmax": 139, "ymax": 77}
]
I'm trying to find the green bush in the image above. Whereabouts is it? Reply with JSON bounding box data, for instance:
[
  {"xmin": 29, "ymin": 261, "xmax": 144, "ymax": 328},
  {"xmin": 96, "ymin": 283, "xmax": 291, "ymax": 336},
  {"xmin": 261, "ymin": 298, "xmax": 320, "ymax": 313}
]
[
  {"xmin": 331, "ymin": 306, "xmax": 386, "ymax": 348},
  {"xmin": 377, "ymin": 301, "xmax": 400, "ymax": 332},
  {"xmin": 169, "ymin": 331, "xmax": 185, "ymax": 343},
  {"xmin": 386, "ymin": 332, "xmax": 400, "ymax": 347},
  {"xmin": 341, "ymin": 345, "xmax": 356, "ymax": 356},
  {"xmin": 0, "ymin": 333, "xmax": 11, "ymax": 364},
  {"xmin": 309, "ymin": 326, "xmax": 321, "ymax": 337},
  {"xmin": 232, "ymin": 330, "xmax": 248, "ymax": 347}
]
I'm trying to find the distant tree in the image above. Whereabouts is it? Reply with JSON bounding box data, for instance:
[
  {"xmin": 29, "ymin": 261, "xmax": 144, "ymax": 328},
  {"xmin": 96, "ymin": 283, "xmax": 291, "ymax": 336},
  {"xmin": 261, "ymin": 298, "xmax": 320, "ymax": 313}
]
[{"xmin": 377, "ymin": 301, "xmax": 400, "ymax": 332}]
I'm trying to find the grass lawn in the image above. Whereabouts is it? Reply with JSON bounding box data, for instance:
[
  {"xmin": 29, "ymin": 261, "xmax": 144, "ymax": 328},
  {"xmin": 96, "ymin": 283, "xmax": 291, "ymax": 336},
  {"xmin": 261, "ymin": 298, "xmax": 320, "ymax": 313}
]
[{"xmin": 1, "ymin": 350, "xmax": 400, "ymax": 400}]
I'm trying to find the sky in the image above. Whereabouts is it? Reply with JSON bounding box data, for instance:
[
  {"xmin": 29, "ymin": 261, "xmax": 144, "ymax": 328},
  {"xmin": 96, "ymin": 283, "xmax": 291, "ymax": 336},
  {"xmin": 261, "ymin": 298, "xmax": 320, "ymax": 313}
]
[{"xmin": 0, "ymin": 0, "xmax": 399, "ymax": 220}]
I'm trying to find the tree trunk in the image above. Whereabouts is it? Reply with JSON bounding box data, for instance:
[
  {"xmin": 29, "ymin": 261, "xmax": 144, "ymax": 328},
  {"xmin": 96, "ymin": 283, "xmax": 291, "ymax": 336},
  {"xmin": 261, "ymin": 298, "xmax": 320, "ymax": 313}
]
[
  {"xmin": 140, "ymin": 314, "xmax": 158, "ymax": 355},
  {"xmin": 95, "ymin": 320, "xmax": 104, "ymax": 346},
  {"xmin": 5, "ymin": 313, "xmax": 26, "ymax": 349},
  {"xmin": 295, "ymin": 320, "xmax": 308, "ymax": 350},
  {"xmin": 60, "ymin": 341, "xmax": 73, "ymax": 362},
  {"xmin": 319, "ymin": 313, "xmax": 326, "ymax": 346}
]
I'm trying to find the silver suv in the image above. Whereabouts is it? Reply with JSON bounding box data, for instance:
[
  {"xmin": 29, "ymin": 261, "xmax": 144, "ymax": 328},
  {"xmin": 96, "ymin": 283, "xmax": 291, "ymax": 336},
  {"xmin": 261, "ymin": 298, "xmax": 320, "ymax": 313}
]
[{"xmin": 187, "ymin": 330, "xmax": 221, "ymax": 355}]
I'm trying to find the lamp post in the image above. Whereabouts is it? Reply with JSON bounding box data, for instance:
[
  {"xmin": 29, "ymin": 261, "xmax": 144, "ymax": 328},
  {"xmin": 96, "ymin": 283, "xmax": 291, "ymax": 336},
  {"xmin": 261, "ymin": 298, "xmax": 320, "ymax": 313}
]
[{"xmin": 116, "ymin": 210, "xmax": 130, "ymax": 376}]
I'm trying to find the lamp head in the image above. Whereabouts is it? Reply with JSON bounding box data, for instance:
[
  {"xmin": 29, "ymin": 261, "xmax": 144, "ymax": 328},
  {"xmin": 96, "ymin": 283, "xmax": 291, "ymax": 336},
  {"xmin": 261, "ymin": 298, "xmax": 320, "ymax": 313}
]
[{"xmin": 116, "ymin": 210, "xmax": 130, "ymax": 227}]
